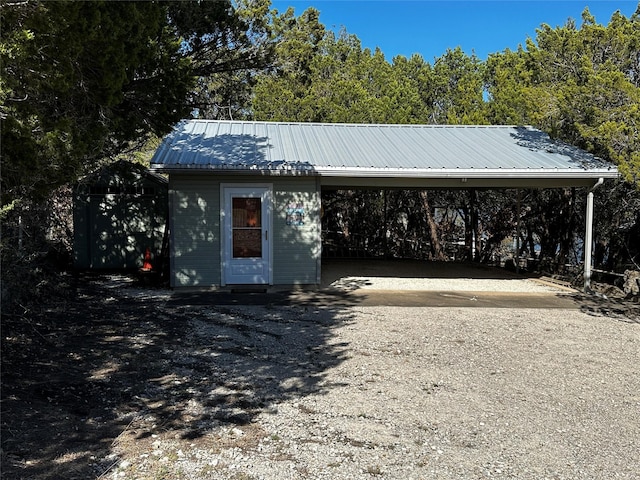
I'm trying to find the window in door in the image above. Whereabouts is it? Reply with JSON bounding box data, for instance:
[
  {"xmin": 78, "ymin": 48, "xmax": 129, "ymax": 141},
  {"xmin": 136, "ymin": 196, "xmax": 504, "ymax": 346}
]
[{"xmin": 232, "ymin": 197, "xmax": 262, "ymax": 258}]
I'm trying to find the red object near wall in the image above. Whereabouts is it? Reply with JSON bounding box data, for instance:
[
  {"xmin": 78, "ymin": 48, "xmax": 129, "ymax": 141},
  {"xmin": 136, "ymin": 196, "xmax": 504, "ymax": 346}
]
[{"xmin": 142, "ymin": 247, "xmax": 153, "ymax": 271}]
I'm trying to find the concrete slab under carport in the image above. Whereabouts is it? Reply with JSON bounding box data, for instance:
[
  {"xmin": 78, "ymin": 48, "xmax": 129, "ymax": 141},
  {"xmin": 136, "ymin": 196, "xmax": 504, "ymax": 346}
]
[
  {"xmin": 318, "ymin": 258, "xmax": 578, "ymax": 308},
  {"xmin": 167, "ymin": 286, "xmax": 580, "ymax": 309},
  {"xmin": 168, "ymin": 259, "xmax": 581, "ymax": 309},
  {"xmin": 336, "ymin": 289, "xmax": 579, "ymax": 308},
  {"xmin": 321, "ymin": 258, "xmax": 560, "ymax": 291}
]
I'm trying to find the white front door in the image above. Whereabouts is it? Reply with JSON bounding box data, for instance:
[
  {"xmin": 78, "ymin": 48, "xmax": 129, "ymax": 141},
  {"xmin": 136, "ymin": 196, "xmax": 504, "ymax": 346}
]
[{"xmin": 222, "ymin": 185, "xmax": 272, "ymax": 285}]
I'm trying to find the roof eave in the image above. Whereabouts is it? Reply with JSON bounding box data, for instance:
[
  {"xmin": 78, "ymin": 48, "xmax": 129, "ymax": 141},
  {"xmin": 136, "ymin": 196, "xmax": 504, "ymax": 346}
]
[
  {"xmin": 316, "ymin": 167, "xmax": 619, "ymax": 189},
  {"xmin": 150, "ymin": 164, "xmax": 618, "ymax": 176},
  {"xmin": 150, "ymin": 164, "xmax": 619, "ymax": 188},
  {"xmin": 149, "ymin": 164, "xmax": 319, "ymax": 176},
  {"xmin": 313, "ymin": 167, "xmax": 619, "ymax": 179}
]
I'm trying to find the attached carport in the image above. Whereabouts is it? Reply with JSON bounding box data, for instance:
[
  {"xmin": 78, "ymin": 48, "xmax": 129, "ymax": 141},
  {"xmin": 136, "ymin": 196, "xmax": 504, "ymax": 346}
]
[{"xmin": 151, "ymin": 120, "xmax": 618, "ymax": 290}]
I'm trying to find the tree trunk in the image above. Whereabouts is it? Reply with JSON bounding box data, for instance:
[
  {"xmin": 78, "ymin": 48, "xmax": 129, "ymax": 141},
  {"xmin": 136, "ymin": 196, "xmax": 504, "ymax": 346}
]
[
  {"xmin": 463, "ymin": 204, "xmax": 472, "ymax": 260},
  {"xmin": 557, "ymin": 188, "xmax": 576, "ymax": 267},
  {"xmin": 420, "ymin": 191, "xmax": 447, "ymax": 261}
]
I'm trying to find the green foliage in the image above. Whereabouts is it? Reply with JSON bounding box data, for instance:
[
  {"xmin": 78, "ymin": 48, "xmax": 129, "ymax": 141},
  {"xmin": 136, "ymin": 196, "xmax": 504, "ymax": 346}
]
[
  {"xmin": 253, "ymin": 8, "xmax": 487, "ymax": 125},
  {"xmin": 0, "ymin": 0, "xmax": 274, "ymax": 310},
  {"xmin": 430, "ymin": 47, "xmax": 487, "ymax": 124},
  {"xmin": 485, "ymin": 5, "xmax": 640, "ymax": 186},
  {"xmin": 1, "ymin": 0, "xmax": 273, "ymax": 206},
  {"xmin": 183, "ymin": 0, "xmax": 274, "ymax": 119},
  {"xmin": 2, "ymin": 1, "xmax": 187, "ymax": 203},
  {"xmin": 252, "ymin": 6, "xmax": 327, "ymax": 121}
]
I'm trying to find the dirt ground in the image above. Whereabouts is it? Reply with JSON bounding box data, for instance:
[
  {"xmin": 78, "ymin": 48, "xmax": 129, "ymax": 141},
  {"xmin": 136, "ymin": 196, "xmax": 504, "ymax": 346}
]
[{"xmin": 1, "ymin": 269, "xmax": 638, "ymax": 479}]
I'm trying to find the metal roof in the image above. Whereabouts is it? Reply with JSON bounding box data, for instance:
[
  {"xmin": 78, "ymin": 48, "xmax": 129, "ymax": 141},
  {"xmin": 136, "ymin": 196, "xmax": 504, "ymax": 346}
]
[{"xmin": 150, "ymin": 120, "xmax": 618, "ymax": 187}]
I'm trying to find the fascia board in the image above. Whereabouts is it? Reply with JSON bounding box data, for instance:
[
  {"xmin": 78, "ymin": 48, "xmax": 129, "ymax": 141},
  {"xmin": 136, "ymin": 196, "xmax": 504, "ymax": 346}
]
[
  {"xmin": 313, "ymin": 167, "xmax": 619, "ymax": 179},
  {"xmin": 150, "ymin": 164, "xmax": 619, "ymax": 181},
  {"xmin": 149, "ymin": 165, "xmax": 317, "ymax": 176}
]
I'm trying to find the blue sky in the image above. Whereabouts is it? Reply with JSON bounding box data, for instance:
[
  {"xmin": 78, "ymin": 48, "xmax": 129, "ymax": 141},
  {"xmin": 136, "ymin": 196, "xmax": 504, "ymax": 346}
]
[{"xmin": 270, "ymin": 1, "xmax": 639, "ymax": 62}]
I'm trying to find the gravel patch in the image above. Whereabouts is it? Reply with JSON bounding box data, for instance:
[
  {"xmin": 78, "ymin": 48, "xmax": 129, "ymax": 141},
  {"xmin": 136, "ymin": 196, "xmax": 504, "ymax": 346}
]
[{"xmin": 108, "ymin": 301, "xmax": 639, "ymax": 480}]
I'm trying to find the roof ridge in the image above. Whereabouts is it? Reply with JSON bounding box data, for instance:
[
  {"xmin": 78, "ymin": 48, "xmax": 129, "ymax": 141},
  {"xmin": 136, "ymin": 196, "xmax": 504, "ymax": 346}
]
[{"xmin": 185, "ymin": 119, "xmax": 530, "ymax": 129}]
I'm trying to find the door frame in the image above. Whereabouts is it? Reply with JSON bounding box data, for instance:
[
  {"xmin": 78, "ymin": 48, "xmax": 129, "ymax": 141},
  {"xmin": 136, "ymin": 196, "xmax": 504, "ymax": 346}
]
[{"xmin": 220, "ymin": 183, "xmax": 273, "ymax": 286}]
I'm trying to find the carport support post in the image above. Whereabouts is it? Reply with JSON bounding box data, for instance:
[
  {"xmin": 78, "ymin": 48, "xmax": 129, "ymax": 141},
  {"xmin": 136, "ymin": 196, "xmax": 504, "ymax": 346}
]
[
  {"xmin": 515, "ymin": 189, "xmax": 521, "ymax": 274},
  {"xmin": 469, "ymin": 188, "xmax": 478, "ymax": 261},
  {"xmin": 383, "ymin": 189, "xmax": 389, "ymax": 258},
  {"xmin": 584, "ymin": 178, "xmax": 604, "ymax": 291}
]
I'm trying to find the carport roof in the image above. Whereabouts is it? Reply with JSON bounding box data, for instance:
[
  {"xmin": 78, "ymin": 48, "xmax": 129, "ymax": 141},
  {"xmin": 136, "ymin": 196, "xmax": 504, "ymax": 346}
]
[{"xmin": 150, "ymin": 120, "xmax": 618, "ymax": 187}]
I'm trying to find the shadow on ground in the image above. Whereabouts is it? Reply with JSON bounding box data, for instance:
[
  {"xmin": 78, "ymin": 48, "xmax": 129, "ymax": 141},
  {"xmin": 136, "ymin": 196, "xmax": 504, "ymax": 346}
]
[
  {"xmin": 3, "ymin": 268, "xmax": 637, "ymax": 479},
  {"xmin": 1, "ymin": 274, "xmax": 355, "ymax": 479},
  {"xmin": 571, "ymin": 292, "xmax": 640, "ymax": 324}
]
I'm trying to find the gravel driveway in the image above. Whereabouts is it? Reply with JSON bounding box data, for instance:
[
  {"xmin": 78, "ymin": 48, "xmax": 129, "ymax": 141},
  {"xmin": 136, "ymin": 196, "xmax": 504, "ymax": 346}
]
[
  {"xmin": 4, "ymin": 270, "xmax": 637, "ymax": 480},
  {"xmin": 106, "ymin": 280, "xmax": 639, "ymax": 480}
]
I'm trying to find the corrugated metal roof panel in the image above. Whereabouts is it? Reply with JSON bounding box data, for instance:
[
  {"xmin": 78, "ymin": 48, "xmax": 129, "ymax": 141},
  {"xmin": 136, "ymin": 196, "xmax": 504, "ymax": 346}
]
[{"xmin": 150, "ymin": 120, "xmax": 618, "ymax": 180}]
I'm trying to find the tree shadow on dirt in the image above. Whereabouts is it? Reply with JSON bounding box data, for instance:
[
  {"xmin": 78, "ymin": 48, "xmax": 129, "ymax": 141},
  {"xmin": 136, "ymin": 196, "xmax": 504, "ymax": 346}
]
[
  {"xmin": 1, "ymin": 273, "xmax": 358, "ymax": 479},
  {"xmin": 570, "ymin": 292, "xmax": 640, "ymax": 324}
]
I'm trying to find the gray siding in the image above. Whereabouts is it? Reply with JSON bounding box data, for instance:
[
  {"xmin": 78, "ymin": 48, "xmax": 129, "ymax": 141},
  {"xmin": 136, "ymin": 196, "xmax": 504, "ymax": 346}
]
[
  {"xmin": 170, "ymin": 175, "xmax": 221, "ymax": 287},
  {"xmin": 74, "ymin": 182, "xmax": 167, "ymax": 270},
  {"xmin": 272, "ymin": 178, "xmax": 321, "ymax": 285},
  {"xmin": 170, "ymin": 174, "xmax": 321, "ymax": 287}
]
